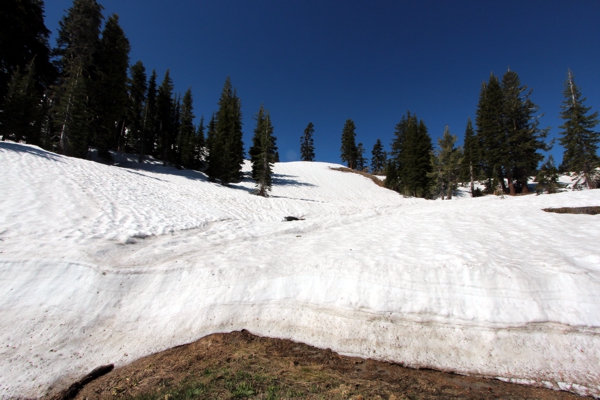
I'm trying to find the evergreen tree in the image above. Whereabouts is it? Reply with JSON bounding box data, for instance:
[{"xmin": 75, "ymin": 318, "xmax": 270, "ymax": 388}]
[
  {"xmin": 171, "ymin": 94, "xmax": 181, "ymax": 163},
  {"xmin": 476, "ymin": 74, "xmax": 507, "ymax": 193},
  {"xmin": 0, "ymin": 60, "xmax": 44, "ymax": 144},
  {"xmin": 142, "ymin": 69, "xmax": 158, "ymax": 159},
  {"xmin": 208, "ymin": 77, "xmax": 244, "ymax": 184},
  {"xmin": 0, "ymin": 0, "xmax": 56, "ymax": 101},
  {"xmin": 356, "ymin": 142, "xmax": 366, "ymax": 171},
  {"xmin": 501, "ymin": 69, "xmax": 549, "ymax": 194},
  {"xmin": 126, "ymin": 61, "xmax": 147, "ymax": 157},
  {"xmin": 53, "ymin": 61, "xmax": 89, "ymax": 157},
  {"xmin": 460, "ymin": 118, "xmax": 478, "ymax": 196},
  {"xmin": 386, "ymin": 111, "xmax": 433, "ymax": 197},
  {"xmin": 91, "ymin": 14, "xmax": 130, "ymax": 159},
  {"xmin": 300, "ymin": 122, "xmax": 315, "ymax": 161},
  {"xmin": 250, "ymin": 105, "xmax": 277, "ymax": 196},
  {"xmin": 156, "ymin": 70, "xmax": 173, "ymax": 165},
  {"xmin": 340, "ymin": 119, "xmax": 357, "ymax": 169},
  {"xmin": 370, "ymin": 139, "xmax": 386, "ymax": 174},
  {"xmin": 535, "ymin": 155, "xmax": 560, "ymax": 194},
  {"xmin": 205, "ymin": 113, "xmax": 219, "ymax": 178},
  {"xmin": 428, "ymin": 125, "xmax": 462, "ymax": 199},
  {"xmin": 52, "ymin": 0, "xmax": 103, "ymax": 157},
  {"xmin": 178, "ymin": 88, "xmax": 195, "ymax": 169},
  {"xmin": 558, "ymin": 69, "xmax": 600, "ymax": 189}
]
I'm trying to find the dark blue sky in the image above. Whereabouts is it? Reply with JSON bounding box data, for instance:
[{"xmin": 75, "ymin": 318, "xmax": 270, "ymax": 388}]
[{"xmin": 44, "ymin": 0, "xmax": 600, "ymax": 165}]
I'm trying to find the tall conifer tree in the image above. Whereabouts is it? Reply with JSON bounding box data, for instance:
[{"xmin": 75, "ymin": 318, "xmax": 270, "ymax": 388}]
[
  {"xmin": 126, "ymin": 61, "xmax": 147, "ymax": 157},
  {"xmin": 142, "ymin": 69, "xmax": 158, "ymax": 159},
  {"xmin": 370, "ymin": 139, "xmax": 386, "ymax": 174},
  {"xmin": 92, "ymin": 14, "xmax": 130, "ymax": 159},
  {"xmin": 250, "ymin": 105, "xmax": 277, "ymax": 196},
  {"xmin": 300, "ymin": 122, "xmax": 315, "ymax": 161},
  {"xmin": 178, "ymin": 88, "xmax": 195, "ymax": 169},
  {"xmin": 461, "ymin": 118, "xmax": 478, "ymax": 196},
  {"xmin": 52, "ymin": 0, "xmax": 103, "ymax": 157},
  {"xmin": 340, "ymin": 119, "xmax": 358, "ymax": 169},
  {"xmin": 156, "ymin": 70, "xmax": 173, "ymax": 165},
  {"xmin": 558, "ymin": 69, "xmax": 599, "ymax": 189}
]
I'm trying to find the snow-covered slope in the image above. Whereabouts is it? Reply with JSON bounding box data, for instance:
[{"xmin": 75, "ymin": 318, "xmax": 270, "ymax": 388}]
[{"xmin": 1, "ymin": 141, "xmax": 599, "ymax": 397}]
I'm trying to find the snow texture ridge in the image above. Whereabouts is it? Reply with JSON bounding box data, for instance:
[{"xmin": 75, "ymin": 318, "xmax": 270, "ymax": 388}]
[{"xmin": 1, "ymin": 141, "xmax": 599, "ymax": 397}]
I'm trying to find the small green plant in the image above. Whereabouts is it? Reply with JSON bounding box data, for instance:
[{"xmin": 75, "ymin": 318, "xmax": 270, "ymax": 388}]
[{"xmin": 232, "ymin": 381, "xmax": 255, "ymax": 398}]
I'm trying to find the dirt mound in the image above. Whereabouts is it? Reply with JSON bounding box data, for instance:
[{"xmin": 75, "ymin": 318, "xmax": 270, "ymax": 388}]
[{"xmin": 54, "ymin": 330, "xmax": 582, "ymax": 399}]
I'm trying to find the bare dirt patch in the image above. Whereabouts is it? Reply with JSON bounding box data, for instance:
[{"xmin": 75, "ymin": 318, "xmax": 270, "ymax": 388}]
[
  {"xmin": 329, "ymin": 167, "xmax": 386, "ymax": 188},
  {"xmin": 543, "ymin": 206, "xmax": 600, "ymax": 215},
  {"xmin": 58, "ymin": 330, "xmax": 582, "ymax": 399}
]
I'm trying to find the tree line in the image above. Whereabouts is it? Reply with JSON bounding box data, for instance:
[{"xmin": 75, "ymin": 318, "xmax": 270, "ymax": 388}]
[
  {"xmin": 0, "ymin": 0, "xmax": 279, "ymax": 196},
  {"xmin": 1, "ymin": 1, "xmax": 598, "ymax": 199},
  {"xmin": 335, "ymin": 69, "xmax": 599, "ymax": 198}
]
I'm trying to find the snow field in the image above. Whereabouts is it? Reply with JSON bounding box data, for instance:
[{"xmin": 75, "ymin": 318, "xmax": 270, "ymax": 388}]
[{"xmin": 1, "ymin": 141, "xmax": 599, "ymax": 397}]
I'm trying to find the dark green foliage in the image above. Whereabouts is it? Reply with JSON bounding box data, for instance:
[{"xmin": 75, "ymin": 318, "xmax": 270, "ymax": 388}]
[
  {"xmin": 429, "ymin": 126, "xmax": 462, "ymax": 199},
  {"xmin": 207, "ymin": 77, "xmax": 244, "ymax": 184},
  {"xmin": 300, "ymin": 122, "xmax": 315, "ymax": 161},
  {"xmin": 501, "ymin": 70, "xmax": 549, "ymax": 194},
  {"xmin": 205, "ymin": 114, "xmax": 218, "ymax": 176},
  {"xmin": 558, "ymin": 70, "xmax": 599, "ymax": 189},
  {"xmin": 53, "ymin": 0, "xmax": 103, "ymax": 76},
  {"xmin": 52, "ymin": 0, "xmax": 103, "ymax": 157},
  {"xmin": 177, "ymin": 88, "xmax": 196, "ymax": 169},
  {"xmin": 250, "ymin": 105, "xmax": 277, "ymax": 196},
  {"xmin": 385, "ymin": 111, "xmax": 433, "ymax": 198},
  {"xmin": 535, "ymin": 155, "xmax": 560, "ymax": 194},
  {"xmin": 0, "ymin": 0, "xmax": 56, "ymax": 101},
  {"xmin": 142, "ymin": 69, "xmax": 158, "ymax": 159},
  {"xmin": 356, "ymin": 142, "xmax": 366, "ymax": 171},
  {"xmin": 460, "ymin": 118, "xmax": 479, "ymax": 196},
  {"xmin": 0, "ymin": 60, "xmax": 44, "ymax": 145},
  {"xmin": 340, "ymin": 119, "xmax": 357, "ymax": 169},
  {"xmin": 370, "ymin": 139, "xmax": 386, "ymax": 174},
  {"xmin": 53, "ymin": 61, "xmax": 89, "ymax": 158},
  {"xmin": 476, "ymin": 74, "xmax": 506, "ymax": 192},
  {"xmin": 126, "ymin": 61, "xmax": 147, "ymax": 159},
  {"xmin": 475, "ymin": 70, "xmax": 550, "ymax": 195},
  {"xmin": 156, "ymin": 70, "xmax": 174, "ymax": 165},
  {"xmin": 91, "ymin": 14, "xmax": 130, "ymax": 160}
]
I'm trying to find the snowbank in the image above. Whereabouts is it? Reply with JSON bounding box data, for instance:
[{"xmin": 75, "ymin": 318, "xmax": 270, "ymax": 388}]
[{"xmin": 1, "ymin": 142, "xmax": 599, "ymax": 397}]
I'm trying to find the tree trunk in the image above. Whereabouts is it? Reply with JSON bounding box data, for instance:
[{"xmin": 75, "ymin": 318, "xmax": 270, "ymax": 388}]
[{"xmin": 470, "ymin": 162, "xmax": 475, "ymax": 197}]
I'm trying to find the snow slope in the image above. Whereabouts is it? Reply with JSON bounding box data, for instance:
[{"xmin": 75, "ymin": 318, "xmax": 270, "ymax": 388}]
[{"xmin": 1, "ymin": 141, "xmax": 599, "ymax": 397}]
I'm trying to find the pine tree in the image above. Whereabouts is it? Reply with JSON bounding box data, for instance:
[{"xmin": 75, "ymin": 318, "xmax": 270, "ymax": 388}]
[
  {"xmin": 370, "ymin": 139, "xmax": 386, "ymax": 174},
  {"xmin": 142, "ymin": 69, "xmax": 158, "ymax": 159},
  {"xmin": 208, "ymin": 77, "xmax": 244, "ymax": 184},
  {"xmin": 92, "ymin": 14, "xmax": 130, "ymax": 159},
  {"xmin": 340, "ymin": 119, "xmax": 357, "ymax": 169},
  {"xmin": 250, "ymin": 105, "xmax": 277, "ymax": 196},
  {"xmin": 0, "ymin": 0, "xmax": 56, "ymax": 101},
  {"xmin": 535, "ymin": 155, "xmax": 560, "ymax": 194},
  {"xmin": 429, "ymin": 125, "xmax": 462, "ymax": 199},
  {"xmin": 156, "ymin": 70, "xmax": 173, "ymax": 165},
  {"xmin": 356, "ymin": 142, "xmax": 366, "ymax": 171},
  {"xmin": 0, "ymin": 60, "xmax": 44, "ymax": 144},
  {"xmin": 178, "ymin": 88, "xmax": 195, "ymax": 169},
  {"xmin": 53, "ymin": 61, "xmax": 89, "ymax": 158},
  {"xmin": 205, "ymin": 113, "xmax": 219, "ymax": 178},
  {"xmin": 558, "ymin": 69, "xmax": 600, "ymax": 189},
  {"xmin": 386, "ymin": 111, "xmax": 433, "ymax": 197},
  {"xmin": 476, "ymin": 74, "xmax": 507, "ymax": 193},
  {"xmin": 52, "ymin": 0, "xmax": 103, "ymax": 157},
  {"xmin": 126, "ymin": 61, "xmax": 147, "ymax": 157},
  {"xmin": 501, "ymin": 69, "xmax": 549, "ymax": 194},
  {"xmin": 300, "ymin": 122, "xmax": 315, "ymax": 161},
  {"xmin": 460, "ymin": 118, "xmax": 478, "ymax": 196}
]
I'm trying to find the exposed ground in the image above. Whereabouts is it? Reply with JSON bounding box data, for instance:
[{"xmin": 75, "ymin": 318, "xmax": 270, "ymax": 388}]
[{"xmin": 63, "ymin": 331, "xmax": 582, "ymax": 400}]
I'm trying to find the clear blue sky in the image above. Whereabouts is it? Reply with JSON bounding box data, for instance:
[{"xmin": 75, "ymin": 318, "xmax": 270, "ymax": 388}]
[{"xmin": 44, "ymin": 0, "xmax": 600, "ymax": 166}]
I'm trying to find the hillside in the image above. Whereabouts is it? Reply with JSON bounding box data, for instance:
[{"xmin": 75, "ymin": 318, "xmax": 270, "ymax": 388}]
[{"xmin": 0, "ymin": 141, "xmax": 599, "ymax": 398}]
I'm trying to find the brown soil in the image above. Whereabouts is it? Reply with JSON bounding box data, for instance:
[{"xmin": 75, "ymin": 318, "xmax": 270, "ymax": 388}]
[{"xmin": 57, "ymin": 330, "xmax": 584, "ymax": 400}]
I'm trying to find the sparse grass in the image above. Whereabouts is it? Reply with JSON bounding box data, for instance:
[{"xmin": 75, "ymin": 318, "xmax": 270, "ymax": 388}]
[
  {"xmin": 543, "ymin": 206, "xmax": 600, "ymax": 215},
  {"xmin": 329, "ymin": 167, "xmax": 386, "ymax": 188}
]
